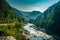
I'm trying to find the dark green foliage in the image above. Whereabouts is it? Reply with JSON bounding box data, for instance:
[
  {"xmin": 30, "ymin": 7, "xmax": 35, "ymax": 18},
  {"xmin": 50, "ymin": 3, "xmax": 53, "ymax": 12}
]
[
  {"xmin": 0, "ymin": 0, "xmax": 14, "ymax": 23},
  {"xmin": 0, "ymin": 22, "xmax": 27, "ymax": 40},
  {"xmin": 0, "ymin": 0, "xmax": 27, "ymax": 23},
  {"xmin": 0, "ymin": 0, "xmax": 27, "ymax": 40},
  {"xmin": 44, "ymin": 1, "xmax": 60, "ymax": 35},
  {"xmin": 34, "ymin": 1, "xmax": 60, "ymax": 36},
  {"xmin": 13, "ymin": 8, "xmax": 27, "ymax": 23},
  {"xmin": 33, "ymin": 13, "xmax": 44, "ymax": 28}
]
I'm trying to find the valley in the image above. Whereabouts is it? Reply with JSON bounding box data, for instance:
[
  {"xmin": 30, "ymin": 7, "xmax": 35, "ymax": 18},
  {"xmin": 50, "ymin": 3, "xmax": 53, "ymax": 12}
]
[
  {"xmin": 0, "ymin": 0, "xmax": 60, "ymax": 40},
  {"xmin": 23, "ymin": 23, "xmax": 54, "ymax": 40}
]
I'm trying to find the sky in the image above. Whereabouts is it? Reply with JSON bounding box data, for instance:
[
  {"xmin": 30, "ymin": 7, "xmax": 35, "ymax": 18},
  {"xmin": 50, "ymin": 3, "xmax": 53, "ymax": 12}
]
[{"xmin": 6, "ymin": 0, "xmax": 59, "ymax": 12}]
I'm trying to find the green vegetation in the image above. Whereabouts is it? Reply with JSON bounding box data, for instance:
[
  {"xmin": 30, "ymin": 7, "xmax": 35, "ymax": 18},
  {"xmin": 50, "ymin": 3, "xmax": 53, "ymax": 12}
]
[
  {"xmin": 0, "ymin": 21, "xmax": 27, "ymax": 40},
  {"xmin": 33, "ymin": 14, "xmax": 44, "ymax": 29},
  {"xmin": 0, "ymin": 0, "xmax": 14, "ymax": 23},
  {"xmin": 0, "ymin": 0, "xmax": 27, "ymax": 23},
  {"xmin": 34, "ymin": 1, "xmax": 60, "ymax": 36},
  {"xmin": 43, "ymin": 3, "xmax": 60, "ymax": 35},
  {"xmin": 34, "ymin": 18, "xmax": 44, "ymax": 28},
  {"xmin": 0, "ymin": 0, "xmax": 27, "ymax": 40}
]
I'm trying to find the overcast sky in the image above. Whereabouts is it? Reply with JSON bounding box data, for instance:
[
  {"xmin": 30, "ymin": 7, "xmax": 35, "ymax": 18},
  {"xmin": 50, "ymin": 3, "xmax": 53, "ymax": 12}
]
[{"xmin": 6, "ymin": 0, "xmax": 59, "ymax": 12}]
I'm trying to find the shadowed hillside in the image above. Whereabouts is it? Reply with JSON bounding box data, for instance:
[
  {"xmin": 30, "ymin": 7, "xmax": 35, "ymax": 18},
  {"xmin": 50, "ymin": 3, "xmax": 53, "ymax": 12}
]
[
  {"xmin": 0, "ymin": 0, "xmax": 27, "ymax": 23},
  {"xmin": 0, "ymin": 0, "xmax": 27, "ymax": 40}
]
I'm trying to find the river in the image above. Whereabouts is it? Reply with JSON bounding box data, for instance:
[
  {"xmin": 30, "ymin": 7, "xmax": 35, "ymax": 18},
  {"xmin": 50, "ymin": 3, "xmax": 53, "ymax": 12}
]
[{"xmin": 23, "ymin": 23, "xmax": 54, "ymax": 40}]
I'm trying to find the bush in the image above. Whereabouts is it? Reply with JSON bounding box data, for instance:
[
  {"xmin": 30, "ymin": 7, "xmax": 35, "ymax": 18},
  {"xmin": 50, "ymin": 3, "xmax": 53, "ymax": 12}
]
[{"xmin": 0, "ymin": 21, "xmax": 27, "ymax": 40}]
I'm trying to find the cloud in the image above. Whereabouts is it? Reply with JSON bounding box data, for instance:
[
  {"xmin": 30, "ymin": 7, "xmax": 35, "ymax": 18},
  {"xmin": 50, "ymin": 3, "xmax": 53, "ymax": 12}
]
[{"xmin": 6, "ymin": 0, "xmax": 59, "ymax": 12}]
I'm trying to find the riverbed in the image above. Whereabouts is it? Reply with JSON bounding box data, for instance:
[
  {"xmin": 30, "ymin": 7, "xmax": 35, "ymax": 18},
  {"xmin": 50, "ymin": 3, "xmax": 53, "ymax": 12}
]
[{"xmin": 23, "ymin": 23, "xmax": 54, "ymax": 40}]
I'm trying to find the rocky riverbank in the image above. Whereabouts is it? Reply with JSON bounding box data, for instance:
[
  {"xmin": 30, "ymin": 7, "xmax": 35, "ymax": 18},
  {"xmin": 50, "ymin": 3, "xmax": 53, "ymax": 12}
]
[{"xmin": 23, "ymin": 23, "xmax": 55, "ymax": 40}]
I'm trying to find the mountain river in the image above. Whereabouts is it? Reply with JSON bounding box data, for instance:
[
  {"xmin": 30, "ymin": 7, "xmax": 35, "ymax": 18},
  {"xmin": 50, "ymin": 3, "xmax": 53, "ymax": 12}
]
[{"xmin": 23, "ymin": 23, "xmax": 54, "ymax": 40}]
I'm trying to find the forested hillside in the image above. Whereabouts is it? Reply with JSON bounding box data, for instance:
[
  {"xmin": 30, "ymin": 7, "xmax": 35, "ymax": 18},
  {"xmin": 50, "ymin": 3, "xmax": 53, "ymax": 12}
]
[
  {"xmin": 0, "ymin": 0, "xmax": 27, "ymax": 23},
  {"xmin": 0, "ymin": 0, "xmax": 27, "ymax": 40},
  {"xmin": 44, "ymin": 1, "xmax": 60, "ymax": 35}
]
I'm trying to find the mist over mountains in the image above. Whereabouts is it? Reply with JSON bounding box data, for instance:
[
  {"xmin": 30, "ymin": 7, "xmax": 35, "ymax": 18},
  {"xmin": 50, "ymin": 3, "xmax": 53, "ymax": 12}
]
[
  {"xmin": 13, "ymin": 8, "xmax": 42, "ymax": 23},
  {"xmin": 0, "ymin": 0, "xmax": 60, "ymax": 40},
  {"xmin": 12, "ymin": 1, "xmax": 60, "ymax": 37}
]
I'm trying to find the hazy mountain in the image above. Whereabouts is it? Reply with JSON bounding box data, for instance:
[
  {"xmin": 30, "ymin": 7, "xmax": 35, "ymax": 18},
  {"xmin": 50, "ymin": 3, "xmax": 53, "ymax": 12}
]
[
  {"xmin": 12, "ymin": 8, "xmax": 42, "ymax": 23},
  {"xmin": 23, "ymin": 11, "xmax": 42, "ymax": 19},
  {"xmin": 23, "ymin": 11, "xmax": 42, "ymax": 23}
]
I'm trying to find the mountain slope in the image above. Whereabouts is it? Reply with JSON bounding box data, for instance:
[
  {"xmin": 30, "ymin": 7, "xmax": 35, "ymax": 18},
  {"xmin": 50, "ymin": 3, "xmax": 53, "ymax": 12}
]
[
  {"xmin": 12, "ymin": 8, "xmax": 42, "ymax": 23},
  {"xmin": 23, "ymin": 11, "xmax": 42, "ymax": 19},
  {"xmin": 33, "ymin": 13, "xmax": 44, "ymax": 28},
  {"xmin": 0, "ymin": 0, "xmax": 27, "ymax": 23},
  {"xmin": 0, "ymin": 0, "xmax": 27, "ymax": 40},
  {"xmin": 12, "ymin": 8, "xmax": 24, "ymax": 16},
  {"xmin": 44, "ymin": 1, "xmax": 60, "ymax": 36},
  {"xmin": 23, "ymin": 11, "xmax": 42, "ymax": 23},
  {"xmin": 12, "ymin": 8, "xmax": 27, "ymax": 23},
  {"xmin": 0, "ymin": 0, "xmax": 17, "ymax": 23}
]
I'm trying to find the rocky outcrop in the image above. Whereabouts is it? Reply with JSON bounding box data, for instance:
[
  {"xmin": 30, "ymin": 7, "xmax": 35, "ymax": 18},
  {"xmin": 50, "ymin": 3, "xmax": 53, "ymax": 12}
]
[{"xmin": 0, "ymin": 36, "xmax": 16, "ymax": 40}]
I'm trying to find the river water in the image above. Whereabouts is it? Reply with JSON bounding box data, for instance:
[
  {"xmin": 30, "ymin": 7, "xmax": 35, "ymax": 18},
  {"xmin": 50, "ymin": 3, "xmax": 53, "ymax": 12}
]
[{"xmin": 23, "ymin": 23, "xmax": 54, "ymax": 40}]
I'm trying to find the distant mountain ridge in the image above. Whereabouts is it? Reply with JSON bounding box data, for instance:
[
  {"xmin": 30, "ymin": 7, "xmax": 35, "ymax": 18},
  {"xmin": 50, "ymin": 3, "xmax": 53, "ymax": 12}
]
[
  {"xmin": 23, "ymin": 11, "xmax": 42, "ymax": 19},
  {"xmin": 13, "ymin": 8, "xmax": 42, "ymax": 23}
]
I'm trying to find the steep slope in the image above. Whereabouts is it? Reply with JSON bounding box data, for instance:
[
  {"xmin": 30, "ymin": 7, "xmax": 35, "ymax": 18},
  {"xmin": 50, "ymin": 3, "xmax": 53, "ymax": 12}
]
[
  {"xmin": 0, "ymin": 0, "xmax": 17, "ymax": 23},
  {"xmin": 12, "ymin": 8, "xmax": 42, "ymax": 23},
  {"xmin": 33, "ymin": 1, "xmax": 60, "ymax": 39},
  {"xmin": 12, "ymin": 8, "xmax": 24, "ymax": 17},
  {"xmin": 0, "ymin": 0, "xmax": 27, "ymax": 40},
  {"xmin": 12, "ymin": 8, "xmax": 27, "ymax": 23},
  {"xmin": 33, "ymin": 13, "xmax": 44, "ymax": 28},
  {"xmin": 0, "ymin": 0, "xmax": 26, "ymax": 23},
  {"xmin": 44, "ymin": 1, "xmax": 60, "ymax": 36}
]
